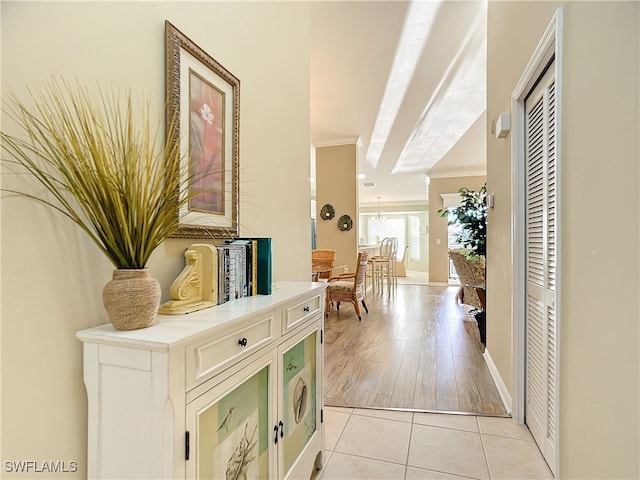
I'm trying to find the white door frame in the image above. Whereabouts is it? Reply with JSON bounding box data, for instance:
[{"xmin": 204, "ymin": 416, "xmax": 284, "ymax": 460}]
[{"xmin": 510, "ymin": 7, "xmax": 563, "ymax": 476}]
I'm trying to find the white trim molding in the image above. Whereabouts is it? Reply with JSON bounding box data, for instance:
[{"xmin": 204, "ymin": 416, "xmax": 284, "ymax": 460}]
[
  {"xmin": 312, "ymin": 136, "xmax": 361, "ymax": 148},
  {"xmin": 427, "ymin": 168, "xmax": 486, "ymax": 179},
  {"xmin": 483, "ymin": 348, "xmax": 512, "ymax": 415},
  {"xmin": 510, "ymin": 7, "xmax": 562, "ymax": 476},
  {"xmin": 511, "ymin": 6, "xmax": 562, "ymax": 422},
  {"xmin": 440, "ymin": 193, "xmax": 464, "ymax": 209}
]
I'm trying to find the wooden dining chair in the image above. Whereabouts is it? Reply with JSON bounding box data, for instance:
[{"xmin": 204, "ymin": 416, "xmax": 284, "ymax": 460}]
[
  {"xmin": 325, "ymin": 251, "xmax": 369, "ymax": 320},
  {"xmin": 368, "ymin": 237, "xmax": 397, "ymax": 294},
  {"xmin": 395, "ymin": 244, "xmax": 410, "ymax": 277},
  {"xmin": 311, "ymin": 248, "xmax": 336, "ymax": 280}
]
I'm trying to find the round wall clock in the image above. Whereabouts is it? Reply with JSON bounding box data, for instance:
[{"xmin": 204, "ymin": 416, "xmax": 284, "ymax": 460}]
[
  {"xmin": 320, "ymin": 204, "xmax": 335, "ymax": 220},
  {"xmin": 338, "ymin": 214, "xmax": 353, "ymax": 231}
]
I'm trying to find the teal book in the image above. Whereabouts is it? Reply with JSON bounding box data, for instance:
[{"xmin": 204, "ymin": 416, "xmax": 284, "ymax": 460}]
[{"xmin": 238, "ymin": 237, "xmax": 272, "ymax": 295}]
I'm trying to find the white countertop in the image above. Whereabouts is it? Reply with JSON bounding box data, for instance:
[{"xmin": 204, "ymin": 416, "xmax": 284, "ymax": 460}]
[{"xmin": 76, "ymin": 281, "xmax": 326, "ymax": 351}]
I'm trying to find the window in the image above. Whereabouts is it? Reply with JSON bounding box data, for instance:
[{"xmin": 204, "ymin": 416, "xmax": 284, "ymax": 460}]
[
  {"xmin": 360, "ymin": 211, "xmax": 424, "ymax": 262},
  {"xmin": 367, "ymin": 217, "xmax": 405, "ymax": 251},
  {"xmin": 409, "ymin": 215, "xmax": 421, "ymax": 261}
]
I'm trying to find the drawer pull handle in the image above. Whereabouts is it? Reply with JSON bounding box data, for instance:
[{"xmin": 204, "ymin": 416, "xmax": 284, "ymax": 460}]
[
  {"xmin": 238, "ymin": 337, "xmax": 248, "ymax": 347},
  {"xmin": 303, "ymin": 306, "xmax": 310, "ymax": 312}
]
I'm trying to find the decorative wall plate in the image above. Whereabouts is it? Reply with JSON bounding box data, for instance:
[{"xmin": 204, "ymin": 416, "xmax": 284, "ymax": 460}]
[
  {"xmin": 337, "ymin": 214, "xmax": 353, "ymax": 231},
  {"xmin": 320, "ymin": 204, "xmax": 335, "ymax": 220}
]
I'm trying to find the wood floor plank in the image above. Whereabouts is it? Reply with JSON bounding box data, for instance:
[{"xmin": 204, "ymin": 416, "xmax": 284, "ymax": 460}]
[
  {"xmin": 371, "ymin": 340, "xmax": 406, "ymax": 395},
  {"xmin": 366, "ymin": 392, "xmax": 392, "ymax": 408},
  {"xmin": 344, "ymin": 359, "xmax": 383, "ymax": 406},
  {"xmin": 413, "ymin": 368, "xmax": 437, "ymax": 410},
  {"xmin": 453, "ymin": 353, "xmax": 485, "ymax": 413},
  {"xmin": 390, "ymin": 350, "xmax": 420, "ymax": 408},
  {"xmin": 436, "ymin": 345, "xmax": 460, "ymax": 411},
  {"xmin": 414, "ymin": 341, "xmax": 438, "ymax": 409},
  {"xmin": 323, "ymin": 283, "xmax": 506, "ymax": 415}
]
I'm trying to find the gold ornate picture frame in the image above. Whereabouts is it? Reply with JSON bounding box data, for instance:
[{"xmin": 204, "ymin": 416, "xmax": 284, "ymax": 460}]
[{"xmin": 165, "ymin": 20, "xmax": 240, "ymax": 239}]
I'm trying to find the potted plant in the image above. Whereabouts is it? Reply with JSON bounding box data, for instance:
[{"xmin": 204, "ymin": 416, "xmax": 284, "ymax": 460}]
[{"xmin": 0, "ymin": 78, "xmax": 189, "ymax": 330}]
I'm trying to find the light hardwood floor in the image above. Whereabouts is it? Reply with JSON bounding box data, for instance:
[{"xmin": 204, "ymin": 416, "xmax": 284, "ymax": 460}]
[{"xmin": 324, "ymin": 283, "xmax": 506, "ymax": 416}]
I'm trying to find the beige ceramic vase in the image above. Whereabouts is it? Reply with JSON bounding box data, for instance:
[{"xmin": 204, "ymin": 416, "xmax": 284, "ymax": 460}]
[{"xmin": 103, "ymin": 268, "xmax": 161, "ymax": 330}]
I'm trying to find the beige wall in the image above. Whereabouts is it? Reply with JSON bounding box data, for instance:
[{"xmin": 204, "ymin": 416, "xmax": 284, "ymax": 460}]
[
  {"xmin": 428, "ymin": 175, "xmax": 486, "ymax": 283},
  {"xmin": 1, "ymin": 2, "xmax": 310, "ymax": 477},
  {"xmin": 315, "ymin": 144, "xmax": 359, "ymax": 272},
  {"xmin": 486, "ymin": 2, "xmax": 560, "ymax": 404},
  {"xmin": 487, "ymin": 1, "xmax": 639, "ymax": 477}
]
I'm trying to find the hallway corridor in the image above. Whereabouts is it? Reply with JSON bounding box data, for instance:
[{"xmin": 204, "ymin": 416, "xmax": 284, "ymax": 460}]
[{"xmin": 324, "ymin": 284, "xmax": 504, "ymax": 414}]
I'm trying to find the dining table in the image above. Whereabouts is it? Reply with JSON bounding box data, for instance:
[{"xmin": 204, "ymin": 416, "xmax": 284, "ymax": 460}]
[{"xmin": 311, "ymin": 264, "xmax": 347, "ymax": 282}]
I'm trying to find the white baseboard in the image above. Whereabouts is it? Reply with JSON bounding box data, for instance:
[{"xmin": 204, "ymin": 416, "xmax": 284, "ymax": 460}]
[
  {"xmin": 483, "ymin": 348, "xmax": 512, "ymax": 415},
  {"xmin": 428, "ymin": 282, "xmax": 450, "ymax": 287}
]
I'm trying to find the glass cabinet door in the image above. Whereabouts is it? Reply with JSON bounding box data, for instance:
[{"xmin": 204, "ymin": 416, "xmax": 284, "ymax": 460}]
[
  {"xmin": 281, "ymin": 329, "xmax": 318, "ymax": 475},
  {"xmin": 187, "ymin": 356, "xmax": 274, "ymax": 479}
]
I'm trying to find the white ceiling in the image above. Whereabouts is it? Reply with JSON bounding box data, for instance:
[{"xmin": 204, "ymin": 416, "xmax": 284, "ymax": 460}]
[{"xmin": 310, "ymin": 0, "xmax": 487, "ymax": 207}]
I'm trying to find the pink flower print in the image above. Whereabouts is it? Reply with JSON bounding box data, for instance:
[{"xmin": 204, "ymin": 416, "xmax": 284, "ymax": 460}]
[{"xmin": 200, "ymin": 103, "xmax": 214, "ymax": 125}]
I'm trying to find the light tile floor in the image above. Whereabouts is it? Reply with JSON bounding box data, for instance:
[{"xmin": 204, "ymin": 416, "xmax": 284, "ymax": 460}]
[{"xmin": 317, "ymin": 407, "xmax": 553, "ymax": 480}]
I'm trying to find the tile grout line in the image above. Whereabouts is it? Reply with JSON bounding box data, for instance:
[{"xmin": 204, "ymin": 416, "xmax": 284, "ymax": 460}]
[
  {"xmin": 403, "ymin": 412, "xmax": 415, "ymax": 479},
  {"xmin": 324, "ymin": 408, "xmax": 547, "ymax": 480},
  {"xmin": 329, "ymin": 410, "xmax": 418, "ymax": 474},
  {"xmin": 326, "ymin": 450, "xmax": 410, "ymax": 469},
  {"xmin": 326, "ymin": 410, "xmax": 351, "ymax": 457},
  {"xmin": 318, "ymin": 408, "xmax": 355, "ymax": 479},
  {"xmin": 408, "ymin": 414, "xmax": 488, "ymax": 480},
  {"xmin": 328, "ymin": 411, "xmax": 416, "ymax": 471},
  {"xmin": 477, "ymin": 416, "xmax": 494, "ymax": 480},
  {"xmin": 350, "ymin": 408, "xmax": 414, "ymax": 423}
]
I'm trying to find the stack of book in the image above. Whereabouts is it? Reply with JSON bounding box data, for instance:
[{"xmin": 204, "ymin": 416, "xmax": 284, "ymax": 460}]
[{"xmin": 216, "ymin": 237, "xmax": 272, "ymax": 305}]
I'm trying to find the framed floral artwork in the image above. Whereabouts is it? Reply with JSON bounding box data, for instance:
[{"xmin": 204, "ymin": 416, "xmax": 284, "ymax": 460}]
[{"xmin": 165, "ymin": 20, "xmax": 240, "ymax": 238}]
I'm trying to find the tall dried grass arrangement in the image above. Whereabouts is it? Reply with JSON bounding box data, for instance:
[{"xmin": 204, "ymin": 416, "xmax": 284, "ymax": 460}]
[{"xmin": 1, "ymin": 79, "xmax": 186, "ymax": 269}]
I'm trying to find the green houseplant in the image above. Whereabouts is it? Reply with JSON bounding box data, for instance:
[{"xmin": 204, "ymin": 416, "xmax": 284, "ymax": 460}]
[
  {"xmin": 438, "ymin": 184, "xmax": 487, "ymax": 344},
  {"xmin": 438, "ymin": 183, "xmax": 487, "ymax": 257},
  {"xmin": 0, "ymin": 79, "xmax": 188, "ymax": 330}
]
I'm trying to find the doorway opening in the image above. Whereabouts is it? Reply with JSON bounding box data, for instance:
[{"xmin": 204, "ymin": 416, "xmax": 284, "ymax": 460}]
[{"xmin": 511, "ymin": 8, "xmax": 562, "ymax": 476}]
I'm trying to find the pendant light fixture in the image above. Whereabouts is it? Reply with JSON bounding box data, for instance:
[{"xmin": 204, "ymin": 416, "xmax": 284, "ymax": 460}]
[{"xmin": 374, "ymin": 196, "xmax": 386, "ymax": 223}]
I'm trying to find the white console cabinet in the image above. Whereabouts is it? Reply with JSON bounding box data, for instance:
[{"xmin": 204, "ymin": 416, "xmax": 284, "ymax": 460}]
[{"xmin": 77, "ymin": 281, "xmax": 326, "ymax": 479}]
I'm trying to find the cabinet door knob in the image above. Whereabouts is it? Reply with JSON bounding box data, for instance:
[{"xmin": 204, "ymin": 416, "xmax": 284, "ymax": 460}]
[
  {"xmin": 279, "ymin": 420, "xmax": 284, "ymax": 438},
  {"xmin": 238, "ymin": 337, "xmax": 248, "ymax": 347},
  {"xmin": 303, "ymin": 306, "xmax": 310, "ymax": 312},
  {"xmin": 273, "ymin": 424, "xmax": 279, "ymax": 444}
]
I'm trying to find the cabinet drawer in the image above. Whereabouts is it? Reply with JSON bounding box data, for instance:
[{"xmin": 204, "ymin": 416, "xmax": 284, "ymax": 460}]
[
  {"xmin": 283, "ymin": 294, "xmax": 321, "ymax": 334},
  {"xmin": 186, "ymin": 312, "xmax": 276, "ymax": 390}
]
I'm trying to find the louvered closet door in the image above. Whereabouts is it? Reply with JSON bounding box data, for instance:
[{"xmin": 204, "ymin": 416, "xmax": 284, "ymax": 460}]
[{"xmin": 524, "ymin": 62, "xmax": 557, "ymax": 474}]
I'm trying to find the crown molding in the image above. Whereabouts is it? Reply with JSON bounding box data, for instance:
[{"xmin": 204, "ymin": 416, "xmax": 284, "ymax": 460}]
[
  {"xmin": 312, "ymin": 136, "xmax": 362, "ymax": 148},
  {"xmin": 427, "ymin": 167, "xmax": 486, "ymax": 179},
  {"xmin": 359, "ymin": 199, "xmax": 428, "ymax": 209}
]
